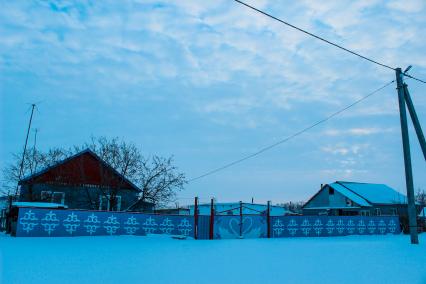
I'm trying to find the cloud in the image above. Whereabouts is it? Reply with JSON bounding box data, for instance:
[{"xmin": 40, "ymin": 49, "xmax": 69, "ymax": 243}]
[
  {"xmin": 323, "ymin": 127, "xmax": 395, "ymax": 136},
  {"xmin": 1, "ymin": 0, "xmax": 425, "ymax": 130}
]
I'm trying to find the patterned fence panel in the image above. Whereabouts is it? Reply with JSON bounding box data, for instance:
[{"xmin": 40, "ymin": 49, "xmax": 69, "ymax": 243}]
[
  {"xmin": 16, "ymin": 207, "xmax": 194, "ymax": 237},
  {"xmin": 197, "ymin": 215, "xmax": 211, "ymax": 239},
  {"xmin": 214, "ymin": 215, "xmax": 267, "ymax": 239},
  {"xmin": 271, "ymin": 216, "xmax": 400, "ymax": 238}
]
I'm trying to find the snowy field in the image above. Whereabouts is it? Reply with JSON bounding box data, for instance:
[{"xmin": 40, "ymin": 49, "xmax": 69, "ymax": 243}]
[{"xmin": 1, "ymin": 234, "xmax": 426, "ymax": 284}]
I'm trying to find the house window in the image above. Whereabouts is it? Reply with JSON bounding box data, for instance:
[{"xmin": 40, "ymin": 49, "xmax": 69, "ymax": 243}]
[
  {"xmin": 41, "ymin": 191, "xmax": 52, "ymax": 202},
  {"xmin": 112, "ymin": 196, "xmax": 122, "ymax": 211},
  {"xmin": 329, "ymin": 187, "xmax": 335, "ymax": 195},
  {"xmin": 360, "ymin": 210, "xmax": 370, "ymax": 216},
  {"xmin": 375, "ymin": 208, "xmax": 381, "ymax": 216},
  {"xmin": 52, "ymin": 192, "xmax": 65, "ymax": 204},
  {"xmin": 391, "ymin": 208, "xmax": 398, "ymax": 216},
  {"xmin": 346, "ymin": 199, "xmax": 353, "ymax": 207},
  {"xmin": 99, "ymin": 195, "xmax": 122, "ymax": 211}
]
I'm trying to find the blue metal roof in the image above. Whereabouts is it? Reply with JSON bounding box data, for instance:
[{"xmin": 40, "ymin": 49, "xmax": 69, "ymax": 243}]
[
  {"xmin": 330, "ymin": 183, "xmax": 371, "ymax": 207},
  {"xmin": 335, "ymin": 181, "xmax": 407, "ymax": 205}
]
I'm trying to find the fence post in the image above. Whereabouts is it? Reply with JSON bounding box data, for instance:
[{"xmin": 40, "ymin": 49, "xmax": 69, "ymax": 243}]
[
  {"xmin": 209, "ymin": 198, "xmax": 214, "ymax": 240},
  {"xmin": 194, "ymin": 197, "xmax": 198, "ymax": 240},
  {"xmin": 267, "ymin": 200, "xmax": 271, "ymax": 238},
  {"xmin": 239, "ymin": 201, "xmax": 243, "ymax": 238}
]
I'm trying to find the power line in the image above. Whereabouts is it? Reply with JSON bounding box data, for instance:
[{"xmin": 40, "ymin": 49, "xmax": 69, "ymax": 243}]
[
  {"xmin": 403, "ymin": 73, "xmax": 426, "ymax": 84},
  {"xmin": 233, "ymin": 0, "xmax": 395, "ymax": 71},
  {"xmin": 189, "ymin": 80, "xmax": 395, "ymax": 182},
  {"xmin": 234, "ymin": 0, "xmax": 426, "ymax": 83}
]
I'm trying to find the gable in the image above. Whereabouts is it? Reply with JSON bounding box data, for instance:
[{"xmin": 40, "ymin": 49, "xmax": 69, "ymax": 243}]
[
  {"xmin": 20, "ymin": 150, "xmax": 140, "ymax": 191},
  {"xmin": 303, "ymin": 184, "xmax": 370, "ymax": 209}
]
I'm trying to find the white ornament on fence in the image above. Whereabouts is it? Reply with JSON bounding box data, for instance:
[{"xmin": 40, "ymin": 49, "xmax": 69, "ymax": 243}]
[
  {"xmin": 326, "ymin": 220, "xmax": 335, "ymax": 235},
  {"xmin": 287, "ymin": 219, "xmax": 298, "ymax": 236},
  {"xmin": 84, "ymin": 213, "xmax": 101, "ymax": 235},
  {"xmin": 41, "ymin": 211, "xmax": 60, "ymax": 235},
  {"xmin": 19, "ymin": 210, "xmax": 39, "ymax": 233},
  {"xmin": 103, "ymin": 215, "xmax": 120, "ymax": 235},
  {"xmin": 124, "ymin": 216, "xmax": 140, "ymax": 235},
  {"xmin": 301, "ymin": 219, "xmax": 311, "ymax": 236},
  {"xmin": 63, "ymin": 212, "xmax": 81, "ymax": 234},
  {"xmin": 388, "ymin": 219, "xmax": 397, "ymax": 233},
  {"xmin": 159, "ymin": 218, "xmax": 175, "ymax": 234},
  {"xmin": 142, "ymin": 217, "xmax": 158, "ymax": 234},
  {"xmin": 336, "ymin": 219, "xmax": 345, "ymax": 234},
  {"xmin": 347, "ymin": 220, "xmax": 355, "ymax": 234},
  {"xmin": 272, "ymin": 219, "xmax": 285, "ymax": 237},
  {"xmin": 378, "ymin": 220, "xmax": 387, "ymax": 234},
  {"xmin": 357, "ymin": 220, "xmax": 366, "ymax": 234},
  {"xmin": 367, "ymin": 220, "xmax": 376, "ymax": 234},
  {"xmin": 177, "ymin": 218, "xmax": 192, "ymax": 236},
  {"xmin": 313, "ymin": 219, "xmax": 323, "ymax": 235}
]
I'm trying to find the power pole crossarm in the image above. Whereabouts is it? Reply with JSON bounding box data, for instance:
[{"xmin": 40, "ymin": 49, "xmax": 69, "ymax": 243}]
[
  {"xmin": 403, "ymin": 84, "xmax": 426, "ymax": 161},
  {"xmin": 395, "ymin": 68, "xmax": 419, "ymax": 244}
]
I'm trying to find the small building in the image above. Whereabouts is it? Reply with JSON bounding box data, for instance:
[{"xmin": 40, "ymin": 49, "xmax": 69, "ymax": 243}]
[
  {"xmin": 188, "ymin": 202, "xmax": 292, "ymax": 216},
  {"xmin": 18, "ymin": 149, "xmax": 154, "ymax": 212},
  {"xmin": 302, "ymin": 181, "xmax": 419, "ymax": 217}
]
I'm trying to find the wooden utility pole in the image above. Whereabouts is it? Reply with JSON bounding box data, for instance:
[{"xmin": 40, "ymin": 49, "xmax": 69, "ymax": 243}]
[
  {"xmin": 194, "ymin": 196, "xmax": 198, "ymax": 239},
  {"xmin": 395, "ymin": 68, "xmax": 418, "ymax": 244},
  {"xmin": 15, "ymin": 104, "xmax": 36, "ymax": 196}
]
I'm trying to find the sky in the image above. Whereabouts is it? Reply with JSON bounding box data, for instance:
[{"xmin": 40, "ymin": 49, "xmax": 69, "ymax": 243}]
[{"xmin": 1, "ymin": 0, "xmax": 426, "ymax": 206}]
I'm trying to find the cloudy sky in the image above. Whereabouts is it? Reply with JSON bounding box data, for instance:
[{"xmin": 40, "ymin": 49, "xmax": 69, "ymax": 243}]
[{"xmin": 1, "ymin": 0, "xmax": 426, "ymax": 205}]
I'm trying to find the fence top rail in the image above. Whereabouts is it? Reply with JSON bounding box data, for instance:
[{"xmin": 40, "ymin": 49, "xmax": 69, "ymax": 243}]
[{"xmin": 15, "ymin": 206, "xmax": 193, "ymax": 217}]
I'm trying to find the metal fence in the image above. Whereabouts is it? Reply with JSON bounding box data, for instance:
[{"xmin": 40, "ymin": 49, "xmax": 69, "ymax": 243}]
[
  {"xmin": 14, "ymin": 207, "xmax": 401, "ymax": 238},
  {"xmin": 16, "ymin": 207, "xmax": 194, "ymax": 237}
]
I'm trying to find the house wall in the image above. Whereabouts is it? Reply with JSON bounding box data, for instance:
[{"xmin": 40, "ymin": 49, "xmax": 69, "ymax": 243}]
[
  {"xmin": 19, "ymin": 183, "xmax": 139, "ymax": 211},
  {"xmin": 303, "ymin": 204, "xmax": 415, "ymax": 217}
]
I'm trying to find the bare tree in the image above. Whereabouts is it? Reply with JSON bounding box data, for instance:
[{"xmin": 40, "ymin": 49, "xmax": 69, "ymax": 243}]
[
  {"xmin": 137, "ymin": 155, "xmax": 186, "ymax": 207},
  {"xmin": 2, "ymin": 136, "xmax": 187, "ymax": 209},
  {"xmin": 416, "ymin": 188, "xmax": 426, "ymax": 207},
  {"xmin": 1, "ymin": 147, "xmax": 70, "ymax": 196}
]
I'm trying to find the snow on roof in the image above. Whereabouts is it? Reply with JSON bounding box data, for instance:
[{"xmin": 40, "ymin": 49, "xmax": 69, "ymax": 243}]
[
  {"xmin": 335, "ymin": 181, "xmax": 407, "ymax": 205},
  {"xmin": 331, "ymin": 183, "xmax": 371, "ymax": 207},
  {"xmin": 12, "ymin": 202, "xmax": 68, "ymax": 209}
]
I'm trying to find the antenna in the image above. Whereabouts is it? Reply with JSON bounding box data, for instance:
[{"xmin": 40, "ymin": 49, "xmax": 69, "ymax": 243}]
[
  {"xmin": 15, "ymin": 103, "xmax": 37, "ymax": 196},
  {"xmin": 30, "ymin": 128, "xmax": 39, "ymax": 175}
]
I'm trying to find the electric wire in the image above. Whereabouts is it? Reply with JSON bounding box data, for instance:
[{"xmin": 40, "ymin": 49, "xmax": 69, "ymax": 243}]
[
  {"xmin": 189, "ymin": 80, "xmax": 395, "ymax": 182},
  {"xmin": 234, "ymin": 0, "xmax": 426, "ymax": 84},
  {"xmin": 403, "ymin": 73, "xmax": 426, "ymax": 84},
  {"xmin": 233, "ymin": 0, "xmax": 396, "ymax": 71}
]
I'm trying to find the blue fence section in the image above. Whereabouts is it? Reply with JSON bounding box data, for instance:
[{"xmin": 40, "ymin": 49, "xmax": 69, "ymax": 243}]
[
  {"xmin": 271, "ymin": 216, "xmax": 400, "ymax": 237},
  {"xmin": 16, "ymin": 207, "xmax": 194, "ymax": 237},
  {"xmin": 214, "ymin": 215, "xmax": 267, "ymax": 239},
  {"xmin": 15, "ymin": 207, "xmax": 401, "ymax": 238},
  {"xmin": 197, "ymin": 215, "xmax": 211, "ymax": 239}
]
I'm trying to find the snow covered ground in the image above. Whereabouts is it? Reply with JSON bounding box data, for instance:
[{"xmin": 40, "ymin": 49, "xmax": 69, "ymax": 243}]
[{"xmin": 1, "ymin": 233, "xmax": 425, "ymax": 284}]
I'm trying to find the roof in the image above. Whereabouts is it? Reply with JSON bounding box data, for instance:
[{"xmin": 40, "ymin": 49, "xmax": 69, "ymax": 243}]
[
  {"xmin": 12, "ymin": 202, "xmax": 68, "ymax": 209},
  {"xmin": 335, "ymin": 181, "xmax": 407, "ymax": 205},
  {"xmin": 303, "ymin": 181, "xmax": 408, "ymax": 209},
  {"xmin": 19, "ymin": 149, "xmax": 141, "ymax": 192},
  {"xmin": 331, "ymin": 183, "xmax": 371, "ymax": 207}
]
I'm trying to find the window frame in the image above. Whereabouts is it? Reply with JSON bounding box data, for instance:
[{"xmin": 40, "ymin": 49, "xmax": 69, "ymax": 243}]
[
  {"xmin": 52, "ymin": 192, "xmax": 65, "ymax": 204},
  {"xmin": 40, "ymin": 191, "xmax": 52, "ymax": 202}
]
